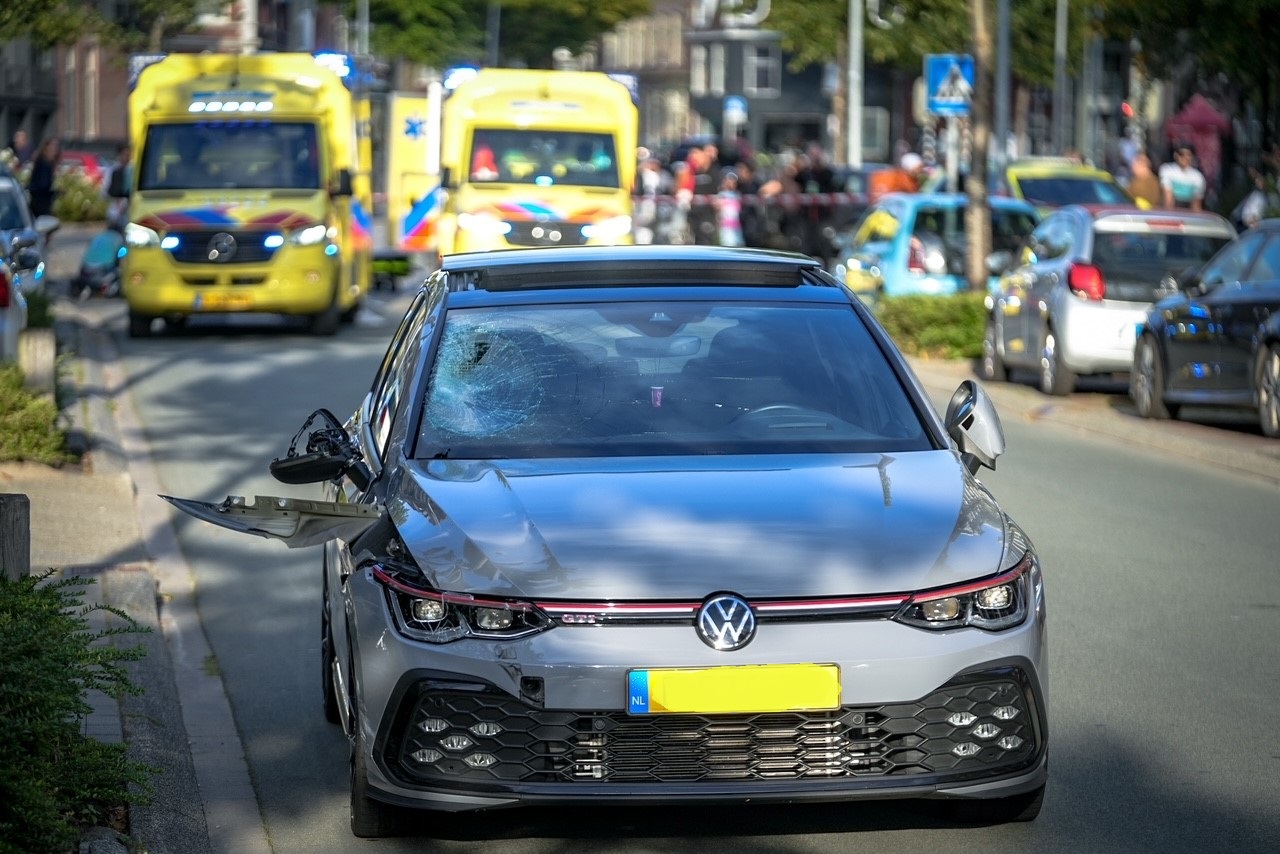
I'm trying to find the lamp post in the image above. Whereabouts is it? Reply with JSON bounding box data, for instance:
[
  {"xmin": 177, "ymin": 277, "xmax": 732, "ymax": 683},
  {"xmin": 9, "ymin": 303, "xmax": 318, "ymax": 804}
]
[{"xmin": 847, "ymin": 0, "xmax": 864, "ymax": 168}]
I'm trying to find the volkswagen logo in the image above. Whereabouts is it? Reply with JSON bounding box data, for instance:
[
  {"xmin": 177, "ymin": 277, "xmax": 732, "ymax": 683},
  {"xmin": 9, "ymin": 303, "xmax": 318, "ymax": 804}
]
[
  {"xmin": 206, "ymin": 232, "xmax": 237, "ymax": 263},
  {"xmin": 696, "ymin": 593, "xmax": 756, "ymax": 651}
]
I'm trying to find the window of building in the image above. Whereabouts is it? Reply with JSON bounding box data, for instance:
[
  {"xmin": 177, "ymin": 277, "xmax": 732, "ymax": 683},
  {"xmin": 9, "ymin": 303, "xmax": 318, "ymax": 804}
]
[
  {"xmin": 709, "ymin": 44, "xmax": 726, "ymax": 96},
  {"xmin": 690, "ymin": 45, "xmax": 707, "ymax": 96},
  {"xmin": 744, "ymin": 44, "xmax": 781, "ymax": 97}
]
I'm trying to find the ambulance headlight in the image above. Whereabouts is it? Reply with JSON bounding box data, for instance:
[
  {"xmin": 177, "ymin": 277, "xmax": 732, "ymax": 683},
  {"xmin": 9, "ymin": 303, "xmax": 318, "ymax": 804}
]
[
  {"xmin": 581, "ymin": 215, "xmax": 633, "ymax": 241},
  {"xmin": 124, "ymin": 223, "xmax": 161, "ymax": 249},
  {"xmin": 457, "ymin": 212, "xmax": 512, "ymax": 237},
  {"xmin": 289, "ymin": 224, "xmax": 330, "ymax": 246}
]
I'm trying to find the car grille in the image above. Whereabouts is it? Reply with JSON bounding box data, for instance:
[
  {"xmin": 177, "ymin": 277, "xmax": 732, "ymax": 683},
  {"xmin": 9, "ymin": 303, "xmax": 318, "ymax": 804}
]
[
  {"xmin": 505, "ymin": 220, "xmax": 588, "ymax": 247},
  {"xmin": 385, "ymin": 669, "xmax": 1041, "ymax": 788},
  {"xmin": 167, "ymin": 230, "xmax": 278, "ymax": 265}
]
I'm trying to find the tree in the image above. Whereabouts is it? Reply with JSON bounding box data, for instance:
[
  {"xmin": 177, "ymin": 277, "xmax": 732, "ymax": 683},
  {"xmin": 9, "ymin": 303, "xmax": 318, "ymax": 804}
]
[
  {"xmin": 363, "ymin": 0, "xmax": 651, "ymax": 69},
  {"xmin": 0, "ymin": 0, "xmax": 106, "ymax": 47}
]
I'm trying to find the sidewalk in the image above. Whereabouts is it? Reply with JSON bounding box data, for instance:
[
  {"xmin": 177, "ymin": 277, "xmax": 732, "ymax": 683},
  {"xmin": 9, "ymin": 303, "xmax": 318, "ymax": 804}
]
[{"xmin": 0, "ymin": 222, "xmax": 214, "ymax": 854}]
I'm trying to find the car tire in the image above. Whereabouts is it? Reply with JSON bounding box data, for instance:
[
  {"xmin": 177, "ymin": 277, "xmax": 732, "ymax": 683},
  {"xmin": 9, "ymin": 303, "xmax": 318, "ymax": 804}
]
[
  {"xmin": 320, "ymin": 565, "xmax": 341, "ymax": 726},
  {"xmin": 1255, "ymin": 342, "xmax": 1280, "ymax": 438},
  {"xmin": 350, "ymin": 724, "xmax": 405, "ymax": 838},
  {"xmin": 943, "ymin": 784, "xmax": 1046, "ymax": 824},
  {"xmin": 127, "ymin": 311, "xmax": 153, "ymax": 338},
  {"xmin": 980, "ymin": 316, "xmax": 1008, "ymax": 383},
  {"xmin": 1132, "ymin": 333, "xmax": 1179, "ymax": 421},
  {"xmin": 1038, "ymin": 327, "xmax": 1075, "ymax": 396}
]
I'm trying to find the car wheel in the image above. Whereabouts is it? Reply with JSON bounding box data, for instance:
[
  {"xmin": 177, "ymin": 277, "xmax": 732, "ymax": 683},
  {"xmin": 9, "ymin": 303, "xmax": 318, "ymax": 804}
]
[
  {"xmin": 340, "ymin": 298, "xmax": 362, "ymax": 325},
  {"xmin": 127, "ymin": 311, "xmax": 153, "ymax": 338},
  {"xmin": 320, "ymin": 565, "xmax": 341, "ymax": 726},
  {"xmin": 350, "ymin": 708, "xmax": 405, "ymax": 838},
  {"xmin": 943, "ymin": 784, "xmax": 1046, "ymax": 824},
  {"xmin": 1132, "ymin": 334, "xmax": 1178, "ymax": 421},
  {"xmin": 1255, "ymin": 342, "xmax": 1280, "ymax": 438},
  {"xmin": 1038, "ymin": 328, "xmax": 1075, "ymax": 396},
  {"xmin": 980, "ymin": 316, "xmax": 1008, "ymax": 383}
]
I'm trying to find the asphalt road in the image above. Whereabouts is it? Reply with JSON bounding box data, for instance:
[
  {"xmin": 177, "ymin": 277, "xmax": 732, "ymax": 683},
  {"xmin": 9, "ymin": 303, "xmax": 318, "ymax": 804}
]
[{"xmin": 49, "ymin": 225, "xmax": 1280, "ymax": 851}]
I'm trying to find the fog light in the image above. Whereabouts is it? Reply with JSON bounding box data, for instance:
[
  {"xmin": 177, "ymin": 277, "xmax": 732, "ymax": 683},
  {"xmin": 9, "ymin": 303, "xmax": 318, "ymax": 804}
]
[
  {"xmin": 411, "ymin": 598, "xmax": 446, "ymax": 621},
  {"xmin": 998, "ymin": 735, "xmax": 1024, "ymax": 750},
  {"xmin": 463, "ymin": 753, "xmax": 498, "ymax": 769},
  {"xmin": 947, "ymin": 711, "xmax": 977, "ymax": 727},
  {"xmin": 475, "ymin": 607, "xmax": 513, "ymax": 630},
  {"xmin": 418, "ymin": 717, "xmax": 448, "ymax": 733},
  {"xmin": 440, "ymin": 734, "xmax": 473, "ymax": 751},
  {"xmin": 411, "ymin": 748, "xmax": 442, "ymax": 763},
  {"xmin": 993, "ymin": 705, "xmax": 1020, "ymax": 720},
  {"xmin": 952, "ymin": 743, "xmax": 981, "ymax": 757},
  {"xmin": 972, "ymin": 723, "xmax": 1001, "ymax": 739},
  {"xmin": 976, "ymin": 585, "xmax": 1012, "ymax": 610},
  {"xmin": 469, "ymin": 722, "xmax": 503, "ymax": 737},
  {"xmin": 923, "ymin": 598, "xmax": 960, "ymax": 621}
]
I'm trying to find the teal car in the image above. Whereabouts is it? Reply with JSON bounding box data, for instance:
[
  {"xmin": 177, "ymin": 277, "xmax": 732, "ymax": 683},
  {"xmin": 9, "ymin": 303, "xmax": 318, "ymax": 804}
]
[{"xmin": 835, "ymin": 193, "xmax": 1039, "ymax": 298}]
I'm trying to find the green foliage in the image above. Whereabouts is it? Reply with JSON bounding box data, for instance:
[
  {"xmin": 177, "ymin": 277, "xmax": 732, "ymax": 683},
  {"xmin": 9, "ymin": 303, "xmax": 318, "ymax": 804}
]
[
  {"xmin": 0, "ymin": 571, "xmax": 153, "ymax": 854},
  {"xmin": 767, "ymin": 0, "xmax": 1092, "ymax": 84},
  {"xmin": 0, "ymin": 1, "xmax": 107, "ymax": 48},
  {"xmin": 53, "ymin": 170, "xmax": 109, "ymax": 224},
  {"xmin": 25, "ymin": 289, "xmax": 55, "ymax": 329},
  {"xmin": 0, "ymin": 363, "xmax": 73, "ymax": 466},
  {"xmin": 875, "ymin": 292, "xmax": 987, "ymax": 360},
  {"xmin": 365, "ymin": 0, "xmax": 651, "ymax": 68}
]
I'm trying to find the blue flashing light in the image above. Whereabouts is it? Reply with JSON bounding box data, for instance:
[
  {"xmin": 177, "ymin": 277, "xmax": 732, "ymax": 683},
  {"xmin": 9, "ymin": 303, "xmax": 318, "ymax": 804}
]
[
  {"xmin": 443, "ymin": 65, "xmax": 480, "ymax": 92},
  {"xmin": 324, "ymin": 244, "xmax": 339, "ymax": 256},
  {"xmin": 160, "ymin": 236, "xmax": 180, "ymax": 250},
  {"xmin": 264, "ymin": 234, "xmax": 285, "ymax": 249},
  {"xmin": 313, "ymin": 52, "xmax": 353, "ymax": 79}
]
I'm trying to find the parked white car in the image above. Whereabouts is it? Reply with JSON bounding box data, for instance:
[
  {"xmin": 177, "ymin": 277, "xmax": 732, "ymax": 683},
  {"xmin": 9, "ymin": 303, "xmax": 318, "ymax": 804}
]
[{"xmin": 983, "ymin": 205, "xmax": 1237, "ymax": 395}]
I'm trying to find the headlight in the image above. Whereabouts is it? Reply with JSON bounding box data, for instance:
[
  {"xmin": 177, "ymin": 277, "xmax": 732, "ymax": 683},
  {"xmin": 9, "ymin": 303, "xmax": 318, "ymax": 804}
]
[
  {"xmin": 372, "ymin": 564, "xmax": 552, "ymax": 643},
  {"xmin": 894, "ymin": 523, "xmax": 1040, "ymax": 632},
  {"xmin": 289, "ymin": 223, "xmax": 330, "ymax": 246},
  {"xmin": 581, "ymin": 215, "xmax": 633, "ymax": 241},
  {"xmin": 456, "ymin": 212, "xmax": 512, "ymax": 237},
  {"xmin": 124, "ymin": 222, "xmax": 160, "ymax": 248}
]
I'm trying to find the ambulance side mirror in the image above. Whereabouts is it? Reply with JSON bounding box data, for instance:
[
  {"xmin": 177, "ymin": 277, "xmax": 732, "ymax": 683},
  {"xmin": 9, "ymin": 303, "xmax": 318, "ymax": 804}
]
[
  {"xmin": 441, "ymin": 166, "xmax": 454, "ymax": 190},
  {"xmin": 331, "ymin": 169, "xmax": 353, "ymax": 197}
]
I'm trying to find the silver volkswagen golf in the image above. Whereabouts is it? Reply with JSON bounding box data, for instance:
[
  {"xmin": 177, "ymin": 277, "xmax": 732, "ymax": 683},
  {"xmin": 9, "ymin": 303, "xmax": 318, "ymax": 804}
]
[{"xmin": 167, "ymin": 245, "xmax": 1048, "ymax": 837}]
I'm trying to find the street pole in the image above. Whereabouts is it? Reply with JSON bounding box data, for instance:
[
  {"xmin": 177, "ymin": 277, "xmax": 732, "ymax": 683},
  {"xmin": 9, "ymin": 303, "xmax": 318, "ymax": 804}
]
[
  {"xmin": 995, "ymin": 0, "xmax": 1010, "ymax": 173},
  {"xmin": 1052, "ymin": 0, "xmax": 1068, "ymax": 153},
  {"xmin": 847, "ymin": 0, "xmax": 863, "ymax": 168}
]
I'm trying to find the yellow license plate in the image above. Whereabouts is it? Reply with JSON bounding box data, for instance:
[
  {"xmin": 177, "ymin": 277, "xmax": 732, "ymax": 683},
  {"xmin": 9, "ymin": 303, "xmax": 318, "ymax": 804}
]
[
  {"xmin": 196, "ymin": 292, "xmax": 253, "ymax": 311},
  {"xmin": 627, "ymin": 663, "xmax": 840, "ymax": 715}
]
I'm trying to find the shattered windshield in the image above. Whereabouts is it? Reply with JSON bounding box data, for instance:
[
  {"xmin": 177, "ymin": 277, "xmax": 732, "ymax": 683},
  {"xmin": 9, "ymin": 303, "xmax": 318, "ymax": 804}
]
[{"xmin": 418, "ymin": 301, "xmax": 932, "ymax": 459}]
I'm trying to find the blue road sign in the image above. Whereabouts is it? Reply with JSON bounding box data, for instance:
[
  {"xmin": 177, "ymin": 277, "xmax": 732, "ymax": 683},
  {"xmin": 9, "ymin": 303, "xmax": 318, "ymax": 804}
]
[{"xmin": 925, "ymin": 54, "xmax": 975, "ymax": 117}]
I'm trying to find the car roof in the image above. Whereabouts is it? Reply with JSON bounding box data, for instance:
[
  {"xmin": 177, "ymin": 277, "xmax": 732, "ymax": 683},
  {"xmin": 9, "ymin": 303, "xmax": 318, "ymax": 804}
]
[
  {"xmin": 877, "ymin": 192, "xmax": 1039, "ymax": 212},
  {"xmin": 1007, "ymin": 160, "xmax": 1116, "ymax": 180},
  {"xmin": 1056, "ymin": 204, "xmax": 1236, "ymax": 233}
]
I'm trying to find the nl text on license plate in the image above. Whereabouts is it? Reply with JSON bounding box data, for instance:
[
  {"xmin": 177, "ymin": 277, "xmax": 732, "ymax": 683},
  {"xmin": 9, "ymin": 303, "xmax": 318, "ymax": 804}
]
[{"xmin": 627, "ymin": 663, "xmax": 840, "ymax": 715}]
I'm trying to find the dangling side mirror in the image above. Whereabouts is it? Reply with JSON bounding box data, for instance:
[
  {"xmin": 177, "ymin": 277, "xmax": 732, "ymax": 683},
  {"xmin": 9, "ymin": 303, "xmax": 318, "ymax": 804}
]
[
  {"xmin": 331, "ymin": 168, "xmax": 354, "ymax": 198},
  {"xmin": 944, "ymin": 380, "xmax": 1006, "ymax": 474}
]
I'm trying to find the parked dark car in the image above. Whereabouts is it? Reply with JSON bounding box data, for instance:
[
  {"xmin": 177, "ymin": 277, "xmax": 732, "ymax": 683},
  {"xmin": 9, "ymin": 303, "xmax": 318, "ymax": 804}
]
[
  {"xmin": 164, "ymin": 244, "xmax": 1047, "ymax": 838},
  {"xmin": 1132, "ymin": 219, "xmax": 1280, "ymax": 436}
]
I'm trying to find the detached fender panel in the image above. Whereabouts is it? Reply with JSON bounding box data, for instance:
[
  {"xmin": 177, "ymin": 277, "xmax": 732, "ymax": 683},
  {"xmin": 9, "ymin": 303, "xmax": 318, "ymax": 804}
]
[{"xmin": 161, "ymin": 494, "xmax": 381, "ymax": 548}]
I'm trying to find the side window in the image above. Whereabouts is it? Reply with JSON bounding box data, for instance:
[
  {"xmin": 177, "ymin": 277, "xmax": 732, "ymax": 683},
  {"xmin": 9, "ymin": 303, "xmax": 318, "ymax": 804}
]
[
  {"xmin": 1027, "ymin": 219, "xmax": 1056, "ymax": 263},
  {"xmin": 1200, "ymin": 230, "xmax": 1266, "ymax": 289},
  {"xmin": 368, "ymin": 291, "xmax": 430, "ymax": 460},
  {"xmin": 1244, "ymin": 235, "xmax": 1280, "ymax": 283},
  {"xmin": 1036, "ymin": 218, "xmax": 1074, "ymax": 261}
]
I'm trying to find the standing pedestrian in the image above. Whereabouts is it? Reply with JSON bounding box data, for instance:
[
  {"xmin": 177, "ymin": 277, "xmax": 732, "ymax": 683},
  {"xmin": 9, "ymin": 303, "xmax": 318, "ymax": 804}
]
[
  {"xmin": 716, "ymin": 170, "xmax": 744, "ymax": 247},
  {"xmin": 6, "ymin": 129, "xmax": 34, "ymax": 168},
  {"xmin": 1159, "ymin": 143, "xmax": 1206, "ymax": 211},
  {"xmin": 1126, "ymin": 151, "xmax": 1162, "ymax": 208},
  {"xmin": 27, "ymin": 137, "xmax": 62, "ymax": 218}
]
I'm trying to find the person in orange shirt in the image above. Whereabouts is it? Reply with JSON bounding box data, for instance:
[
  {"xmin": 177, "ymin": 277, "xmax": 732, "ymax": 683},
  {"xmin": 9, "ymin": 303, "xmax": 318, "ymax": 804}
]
[{"xmin": 870, "ymin": 152, "xmax": 928, "ymax": 202}]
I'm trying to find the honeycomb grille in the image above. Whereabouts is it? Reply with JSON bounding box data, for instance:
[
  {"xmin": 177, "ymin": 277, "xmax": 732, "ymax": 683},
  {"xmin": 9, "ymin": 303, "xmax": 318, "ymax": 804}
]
[
  {"xmin": 387, "ymin": 672, "xmax": 1040, "ymax": 788},
  {"xmin": 167, "ymin": 230, "xmax": 278, "ymax": 265}
]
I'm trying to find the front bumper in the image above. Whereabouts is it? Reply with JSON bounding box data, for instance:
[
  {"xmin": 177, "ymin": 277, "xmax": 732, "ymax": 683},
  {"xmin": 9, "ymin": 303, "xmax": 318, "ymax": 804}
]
[
  {"xmin": 348, "ymin": 569, "xmax": 1048, "ymax": 812},
  {"xmin": 121, "ymin": 243, "xmax": 341, "ymax": 317}
]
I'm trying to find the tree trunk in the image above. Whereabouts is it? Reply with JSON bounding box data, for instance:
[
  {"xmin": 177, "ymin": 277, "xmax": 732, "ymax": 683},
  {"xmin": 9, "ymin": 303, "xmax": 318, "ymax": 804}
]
[{"xmin": 967, "ymin": 0, "xmax": 994, "ymax": 293}]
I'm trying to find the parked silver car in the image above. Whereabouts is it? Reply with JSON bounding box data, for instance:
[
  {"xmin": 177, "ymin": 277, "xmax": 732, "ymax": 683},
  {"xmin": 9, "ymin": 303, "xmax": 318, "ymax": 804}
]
[
  {"xmin": 165, "ymin": 245, "xmax": 1048, "ymax": 838},
  {"xmin": 0, "ymin": 255, "xmax": 26, "ymax": 363},
  {"xmin": 982, "ymin": 205, "xmax": 1236, "ymax": 394},
  {"xmin": 0, "ymin": 171, "xmax": 61, "ymax": 298}
]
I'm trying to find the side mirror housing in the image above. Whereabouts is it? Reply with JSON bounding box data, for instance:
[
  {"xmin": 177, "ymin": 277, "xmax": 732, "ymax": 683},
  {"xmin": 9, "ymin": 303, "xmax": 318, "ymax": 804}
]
[
  {"xmin": 331, "ymin": 168, "xmax": 354, "ymax": 197},
  {"xmin": 440, "ymin": 166, "xmax": 455, "ymax": 190},
  {"xmin": 944, "ymin": 380, "xmax": 1006, "ymax": 474}
]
